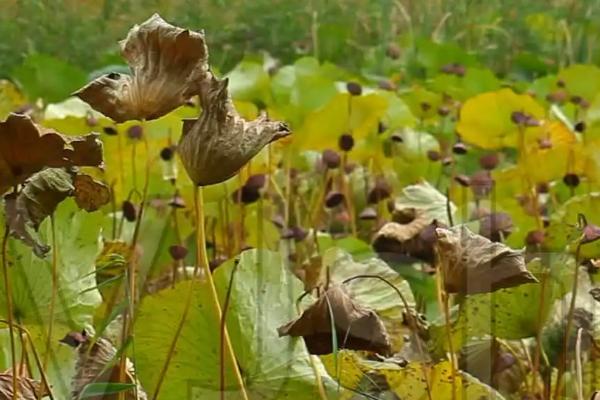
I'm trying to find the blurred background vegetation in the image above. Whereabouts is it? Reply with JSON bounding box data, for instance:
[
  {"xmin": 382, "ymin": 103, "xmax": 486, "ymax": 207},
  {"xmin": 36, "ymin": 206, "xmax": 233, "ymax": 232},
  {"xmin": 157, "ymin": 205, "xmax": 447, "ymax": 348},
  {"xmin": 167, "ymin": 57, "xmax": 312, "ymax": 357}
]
[{"xmin": 1, "ymin": 0, "xmax": 599, "ymax": 81}]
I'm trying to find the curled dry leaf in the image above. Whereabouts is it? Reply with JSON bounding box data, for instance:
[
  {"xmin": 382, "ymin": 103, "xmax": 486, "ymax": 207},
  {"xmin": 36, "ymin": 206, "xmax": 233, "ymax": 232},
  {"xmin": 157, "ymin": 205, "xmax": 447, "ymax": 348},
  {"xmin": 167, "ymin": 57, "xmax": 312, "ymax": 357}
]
[
  {"xmin": 4, "ymin": 169, "xmax": 110, "ymax": 257},
  {"xmin": 0, "ymin": 370, "xmax": 49, "ymax": 399},
  {"xmin": 74, "ymin": 14, "xmax": 210, "ymax": 122},
  {"xmin": 277, "ymin": 285, "xmax": 391, "ymax": 356},
  {"xmin": 0, "ymin": 113, "xmax": 103, "ymax": 194},
  {"xmin": 435, "ymin": 226, "xmax": 537, "ymax": 294},
  {"xmin": 60, "ymin": 331, "xmax": 148, "ymax": 400},
  {"xmin": 372, "ymin": 208, "xmax": 439, "ymax": 264},
  {"xmin": 73, "ymin": 173, "xmax": 111, "ymax": 212},
  {"xmin": 178, "ymin": 75, "xmax": 290, "ymax": 186}
]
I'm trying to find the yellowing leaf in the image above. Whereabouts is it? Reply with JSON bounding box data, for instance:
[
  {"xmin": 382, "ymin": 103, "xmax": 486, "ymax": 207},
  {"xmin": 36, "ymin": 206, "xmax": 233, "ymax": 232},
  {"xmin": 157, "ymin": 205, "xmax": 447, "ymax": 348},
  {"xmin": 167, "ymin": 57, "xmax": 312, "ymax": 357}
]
[
  {"xmin": 457, "ymin": 88, "xmax": 545, "ymax": 149},
  {"xmin": 0, "ymin": 79, "xmax": 26, "ymax": 120}
]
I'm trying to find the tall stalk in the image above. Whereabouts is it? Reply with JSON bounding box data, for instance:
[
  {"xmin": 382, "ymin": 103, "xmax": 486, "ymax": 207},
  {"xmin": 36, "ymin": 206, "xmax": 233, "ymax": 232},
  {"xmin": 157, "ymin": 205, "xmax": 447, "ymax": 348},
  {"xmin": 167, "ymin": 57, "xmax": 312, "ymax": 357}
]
[{"xmin": 2, "ymin": 227, "xmax": 17, "ymax": 400}]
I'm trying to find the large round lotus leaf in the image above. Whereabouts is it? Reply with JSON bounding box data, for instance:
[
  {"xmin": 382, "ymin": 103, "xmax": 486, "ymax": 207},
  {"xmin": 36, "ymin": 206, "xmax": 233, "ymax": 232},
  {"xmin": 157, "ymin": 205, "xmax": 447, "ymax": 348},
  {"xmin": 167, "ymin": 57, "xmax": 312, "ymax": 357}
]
[
  {"xmin": 401, "ymin": 86, "xmax": 443, "ymax": 120},
  {"xmin": 11, "ymin": 54, "xmax": 88, "ymax": 103},
  {"xmin": 557, "ymin": 64, "xmax": 600, "ymax": 102},
  {"xmin": 135, "ymin": 249, "xmax": 338, "ymax": 400},
  {"xmin": 456, "ymin": 88, "xmax": 546, "ymax": 149},
  {"xmin": 430, "ymin": 67, "xmax": 501, "ymax": 100},
  {"xmin": 295, "ymin": 92, "xmax": 387, "ymax": 151},
  {"xmin": 0, "ymin": 199, "xmax": 102, "ymax": 328},
  {"xmin": 546, "ymin": 192, "xmax": 600, "ymax": 258},
  {"xmin": 391, "ymin": 129, "xmax": 442, "ymax": 185},
  {"xmin": 226, "ymin": 60, "xmax": 272, "ymax": 106},
  {"xmin": 382, "ymin": 360, "xmax": 505, "ymax": 399},
  {"xmin": 410, "ymin": 39, "xmax": 479, "ymax": 78},
  {"xmin": 0, "ymin": 80, "xmax": 27, "ymax": 120}
]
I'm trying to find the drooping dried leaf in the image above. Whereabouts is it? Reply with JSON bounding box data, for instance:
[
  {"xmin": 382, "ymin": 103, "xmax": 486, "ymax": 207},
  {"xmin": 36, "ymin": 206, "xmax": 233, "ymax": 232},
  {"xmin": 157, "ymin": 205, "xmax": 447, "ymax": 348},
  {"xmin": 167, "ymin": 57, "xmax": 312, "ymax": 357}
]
[
  {"xmin": 435, "ymin": 226, "xmax": 537, "ymax": 294},
  {"xmin": 62, "ymin": 332, "xmax": 148, "ymax": 400},
  {"xmin": 4, "ymin": 169, "xmax": 109, "ymax": 257},
  {"xmin": 4, "ymin": 168, "xmax": 74, "ymax": 256},
  {"xmin": 278, "ymin": 285, "xmax": 391, "ymax": 355},
  {"xmin": 74, "ymin": 173, "xmax": 111, "ymax": 212},
  {"xmin": 178, "ymin": 75, "xmax": 290, "ymax": 186},
  {"xmin": 0, "ymin": 370, "xmax": 49, "ymax": 399},
  {"xmin": 0, "ymin": 113, "xmax": 103, "ymax": 194},
  {"xmin": 74, "ymin": 14, "xmax": 209, "ymax": 122}
]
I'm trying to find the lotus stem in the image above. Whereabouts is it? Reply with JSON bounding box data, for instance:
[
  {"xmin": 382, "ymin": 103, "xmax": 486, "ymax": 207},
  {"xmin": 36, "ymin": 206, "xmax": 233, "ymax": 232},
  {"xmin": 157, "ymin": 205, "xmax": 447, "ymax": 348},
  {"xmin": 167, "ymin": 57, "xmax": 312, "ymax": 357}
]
[
  {"xmin": 2, "ymin": 227, "xmax": 17, "ymax": 400},
  {"xmin": 43, "ymin": 215, "xmax": 58, "ymax": 370}
]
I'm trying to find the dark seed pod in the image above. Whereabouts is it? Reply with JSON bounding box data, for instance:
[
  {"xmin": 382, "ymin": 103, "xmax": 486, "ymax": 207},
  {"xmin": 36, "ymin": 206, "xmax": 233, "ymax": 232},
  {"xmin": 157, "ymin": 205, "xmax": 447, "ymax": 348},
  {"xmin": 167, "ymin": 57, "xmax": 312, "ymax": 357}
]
[
  {"xmin": 122, "ymin": 200, "xmax": 137, "ymax": 222},
  {"xmin": 441, "ymin": 156, "xmax": 454, "ymax": 166},
  {"xmin": 127, "ymin": 124, "xmax": 143, "ymax": 140},
  {"xmin": 344, "ymin": 162, "xmax": 356, "ymax": 174},
  {"xmin": 103, "ymin": 126, "xmax": 118, "ymax": 136},
  {"xmin": 538, "ymin": 137, "xmax": 552, "ymax": 149},
  {"xmin": 322, "ymin": 149, "xmax": 341, "ymax": 169},
  {"xmin": 245, "ymin": 174, "xmax": 267, "ymax": 190},
  {"xmin": 359, "ymin": 207, "xmax": 377, "ymax": 220},
  {"xmin": 582, "ymin": 223, "xmax": 600, "ymax": 244},
  {"xmin": 397, "ymin": 358, "xmax": 408, "ymax": 368},
  {"xmin": 437, "ymin": 105, "xmax": 451, "ymax": 117},
  {"xmin": 292, "ymin": 226, "xmax": 309, "ymax": 241},
  {"xmin": 346, "ymin": 81, "xmax": 363, "ymax": 96},
  {"xmin": 525, "ymin": 230, "xmax": 545, "ymax": 246},
  {"xmin": 546, "ymin": 90, "xmax": 568, "ymax": 104},
  {"xmin": 390, "ymin": 132, "xmax": 403, "ymax": 142},
  {"xmin": 232, "ymin": 186, "xmax": 261, "ymax": 204},
  {"xmin": 574, "ymin": 121, "xmax": 586, "ymax": 133},
  {"xmin": 386, "ymin": 43, "xmax": 401, "ymax": 59},
  {"xmin": 524, "ymin": 116, "xmax": 540, "ymax": 127},
  {"xmin": 454, "ymin": 174, "xmax": 471, "ymax": 187},
  {"xmin": 563, "ymin": 173, "xmax": 580, "ymax": 188},
  {"xmin": 536, "ymin": 182, "xmax": 550, "ymax": 194},
  {"xmin": 511, "ymin": 111, "xmax": 528, "ymax": 125},
  {"xmin": 479, "ymin": 153, "xmax": 499, "ymax": 170},
  {"xmin": 280, "ymin": 228, "xmax": 295, "ymax": 240},
  {"xmin": 453, "ymin": 64, "xmax": 466, "ymax": 77},
  {"xmin": 378, "ymin": 121, "xmax": 387, "ymax": 134},
  {"xmin": 168, "ymin": 194, "xmax": 186, "ymax": 209},
  {"xmin": 325, "ymin": 191, "xmax": 345, "ymax": 208},
  {"xmin": 452, "ymin": 142, "xmax": 468, "ymax": 155},
  {"xmin": 338, "ymin": 134, "xmax": 354, "ymax": 152},
  {"xmin": 169, "ymin": 244, "xmax": 188, "ymax": 260},
  {"xmin": 470, "ymin": 170, "xmax": 494, "ymax": 198},
  {"xmin": 209, "ymin": 255, "xmax": 228, "ymax": 271},
  {"xmin": 85, "ymin": 114, "xmax": 98, "ymax": 127},
  {"xmin": 556, "ymin": 79, "xmax": 566, "ymax": 88},
  {"xmin": 378, "ymin": 80, "xmax": 396, "ymax": 91},
  {"xmin": 368, "ymin": 180, "xmax": 392, "ymax": 204},
  {"xmin": 571, "ymin": 95, "xmax": 583, "ymax": 105},
  {"xmin": 420, "ymin": 102, "xmax": 431, "ymax": 112},
  {"xmin": 427, "ymin": 150, "xmax": 441, "ymax": 162},
  {"xmin": 160, "ymin": 146, "xmax": 174, "ymax": 161}
]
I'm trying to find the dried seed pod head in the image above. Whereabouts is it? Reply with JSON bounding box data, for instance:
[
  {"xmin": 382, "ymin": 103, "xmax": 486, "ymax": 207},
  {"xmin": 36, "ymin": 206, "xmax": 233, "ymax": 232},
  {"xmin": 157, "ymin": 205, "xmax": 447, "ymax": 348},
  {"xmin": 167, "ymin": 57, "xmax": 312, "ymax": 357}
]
[
  {"xmin": 178, "ymin": 75, "xmax": 290, "ymax": 186},
  {"xmin": 538, "ymin": 137, "xmax": 553, "ymax": 149},
  {"xmin": 427, "ymin": 150, "xmax": 441, "ymax": 161},
  {"xmin": 470, "ymin": 170, "xmax": 494, "ymax": 198},
  {"xmin": 368, "ymin": 179, "xmax": 392, "ymax": 204},
  {"xmin": 378, "ymin": 79, "xmax": 397, "ymax": 91},
  {"xmin": 325, "ymin": 191, "xmax": 345, "ymax": 208},
  {"xmin": 103, "ymin": 126, "xmax": 118, "ymax": 136},
  {"xmin": 452, "ymin": 141, "xmax": 468, "ymax": 155},
  {"xmin": 359, "ymin": 207, "xmax": 378, "ymax": 220},
  {"xmin": 454, "ymin": 174, "xmax": 471, "ymax": 187},
  {"xmin": 511, "ymin": 111, "xmax": 528, "ymax": 125},
  {"xmin": 386, "ymin": 43, "xmax": 401, "ymax": 59},
  {"xmin": 122, "ymin": 200, "xmax": 137, "ymax": 222},
  {"xmin": 160, "ymin": 146, "xmax": 175, "ymax": 161},
  {"xmin": 346, "ymin": 81, "xmax": 363, "ymax": 96},
  {"xmin": 232, "ymin": 185, "xmax": 261, "ymax": 204},
  {"xmin": 437, "ymin": 105, "xmax": 451, "ymax": 117},
  {"xmin": 479, "ymin": 212, "xmax": 513, "ymax": 242},
  {"xmin": 59, "ymin": 330, "xmax": 89, "ymax": 348},
  {"xmin": 278, "ymin": 285, "xmax": 391, "ymax": 355},
  {"xmin": 378, "ymin": 121, "xmax": 388, "ymax": 134},
  {"xmin": 563, "ymin": 173, "xmax": 580, "ymax": 188},
  {"xmin": 525, "ymin": 230, "xmax": 545, "ymax": 246},
  {"xmin": 127, "ymin": 124, "xmax": 143, "ymax": 140},
  {"xmin": 479, "ymin": 152, "xmax": 499, "ymax": 170},
  {"xmin": 338, "ymin": 133, "xmax": 354, "ymax": 152},
  {"xmin": 245, "ymin": 173, "xmax": 267, "ymax": 190},
  {"xmin": 574, "ymin": 121, "xmax": 586, "ymax": 133},
  {"xmin": 75, "ymin": 14, "xmax": 210, "ymax": 122},
  {"xmin": 546, "ymin": 89, "xmax": 569, "ymax": 104},
  {"xmin": 168, "ymin": 193, "xmax": 186, "ymax": 208},
  {"xmin": 168, "ymin": 244, "xmax": 188, "ymax": 260},
  {"xmin": 322, "ymin": 149, "xmax": 341, "ymax": 169}
]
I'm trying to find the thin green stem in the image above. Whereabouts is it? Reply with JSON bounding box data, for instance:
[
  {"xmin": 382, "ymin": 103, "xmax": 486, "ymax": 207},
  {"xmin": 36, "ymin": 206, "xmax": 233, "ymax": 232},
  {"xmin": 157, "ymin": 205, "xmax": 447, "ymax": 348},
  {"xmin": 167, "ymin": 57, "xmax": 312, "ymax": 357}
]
[{"xmin": 2, "ymin": 227, "xmax": 17, "ymax": 400}]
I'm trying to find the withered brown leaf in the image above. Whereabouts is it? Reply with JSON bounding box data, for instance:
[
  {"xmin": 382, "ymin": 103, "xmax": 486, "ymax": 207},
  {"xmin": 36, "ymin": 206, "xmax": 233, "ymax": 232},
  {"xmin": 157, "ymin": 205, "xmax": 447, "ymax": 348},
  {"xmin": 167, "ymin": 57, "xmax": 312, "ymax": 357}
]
[
  {"xmin": 178, "ymin": 75, "xmax": 290, "ymax": 186},
  {"xmin": 74, "ymin": 173, "xmax": 111, "ymax": 212},
  {"xmin": 60, "ymin": 331, "xmax": 148, "ymax": 400},
  {"xmin": 435, "ymin": 226, "xmax": 537, "ymax": 294},
  {"xmin": 0, "ymin": 369, "xmax": 49, "ymax": 399},
  {"xmin": 278, "ymin": 285, "xmax": 391, "ymax": 355},
  {"xmin": 0, "ymin": 113, "xmax": 103, "ymax": 195},
  {"xmin": 74, "ymin": 14, "xmax": 209, "ymax": 122}
]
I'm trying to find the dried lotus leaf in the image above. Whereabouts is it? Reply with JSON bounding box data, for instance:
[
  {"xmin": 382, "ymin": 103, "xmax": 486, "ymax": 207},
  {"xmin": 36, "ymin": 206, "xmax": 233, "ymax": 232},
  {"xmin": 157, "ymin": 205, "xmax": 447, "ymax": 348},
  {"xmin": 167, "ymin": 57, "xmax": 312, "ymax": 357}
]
[
  {"xmin": 178, "ymin": 75, "xmax": 290, "ymax": 186},
  {"xmin": 0, "ymin": 113, "xmax": 103, "ymax": 194},
  {"xmin": 73, "ymin": 173, "xmax": 110, "ymax": 212},
  {"xmin": 278, "ymin": 285, "xmax": 391, "ymax": 355},
  {"xmin": 0, "ymin": 371, "xmax": 49, "ymax": 399},
  {"xmin": 435, "ymin": 226, "xmax": 537, "ymax": 295},
  {"xmin": 75, "ymin": 14, "xmax": 210, "ymax": 122}
]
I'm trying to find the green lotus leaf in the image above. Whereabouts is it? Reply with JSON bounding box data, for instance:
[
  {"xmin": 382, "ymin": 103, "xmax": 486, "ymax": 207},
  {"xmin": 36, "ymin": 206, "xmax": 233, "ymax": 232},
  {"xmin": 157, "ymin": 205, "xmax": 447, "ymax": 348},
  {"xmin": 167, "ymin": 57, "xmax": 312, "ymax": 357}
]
[
  {"xmin": 558, "ymin": 64, "xmax": 600, "ymax": 102},
  {"xmin": 226, "ymin": 59, "xmax": 272, "ymax": 106}
]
